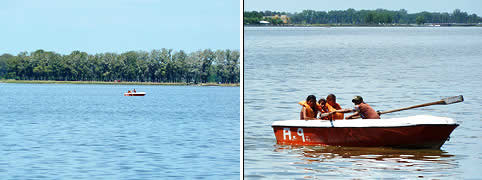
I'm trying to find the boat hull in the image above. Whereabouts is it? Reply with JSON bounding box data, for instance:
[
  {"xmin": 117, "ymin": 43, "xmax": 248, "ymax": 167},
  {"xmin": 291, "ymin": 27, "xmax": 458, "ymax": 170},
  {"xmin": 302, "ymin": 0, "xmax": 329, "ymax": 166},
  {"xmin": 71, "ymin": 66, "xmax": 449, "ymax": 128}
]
[
  {"xmin": 124, "ymin": 92, "xmax": 146, "ymax": 96},
  {"xmin": 272, "ymin": 115, "xmax": 458, "ymax": 149}
]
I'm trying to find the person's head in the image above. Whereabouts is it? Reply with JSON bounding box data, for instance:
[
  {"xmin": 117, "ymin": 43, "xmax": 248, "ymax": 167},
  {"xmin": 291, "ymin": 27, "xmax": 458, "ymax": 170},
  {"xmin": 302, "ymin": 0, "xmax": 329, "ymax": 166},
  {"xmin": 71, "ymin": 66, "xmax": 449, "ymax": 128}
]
[
  {"xmin": 326, "ymin": 94, "xmax": 336, "ymax": 105},
  {"xmin": 306, "ymin": 95, "xmax": 317, "ymax": 107},
  {"xmin": 318, "ymin": 98, "xmax": 326, "ymax": 107},
  {"xmin": 352, "ymin": 96, "xmax": 364, "ymax": 105}
]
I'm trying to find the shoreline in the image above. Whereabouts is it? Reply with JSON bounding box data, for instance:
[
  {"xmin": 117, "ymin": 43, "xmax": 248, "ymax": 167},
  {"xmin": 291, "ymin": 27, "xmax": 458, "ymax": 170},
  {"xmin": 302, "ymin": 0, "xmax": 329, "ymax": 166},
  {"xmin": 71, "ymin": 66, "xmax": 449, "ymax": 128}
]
[
  {"xmin": 244, "ymin": 24, "xmax": 482, "ymax": 27},
  {"xmin": 0, "ymin": 80, "xmax": 239, "ymax": 87}
]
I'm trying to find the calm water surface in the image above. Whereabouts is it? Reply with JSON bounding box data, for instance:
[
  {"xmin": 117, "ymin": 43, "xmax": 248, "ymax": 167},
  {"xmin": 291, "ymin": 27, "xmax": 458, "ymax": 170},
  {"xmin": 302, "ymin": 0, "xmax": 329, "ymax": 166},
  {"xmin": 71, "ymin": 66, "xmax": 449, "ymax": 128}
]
[
  {"xmin": 0, "ymin": 84, "xmax": 239, "ymax": 179},
  {"xmin": 244, "ymin": 27, "xmax": 482, "ymax": 179}
]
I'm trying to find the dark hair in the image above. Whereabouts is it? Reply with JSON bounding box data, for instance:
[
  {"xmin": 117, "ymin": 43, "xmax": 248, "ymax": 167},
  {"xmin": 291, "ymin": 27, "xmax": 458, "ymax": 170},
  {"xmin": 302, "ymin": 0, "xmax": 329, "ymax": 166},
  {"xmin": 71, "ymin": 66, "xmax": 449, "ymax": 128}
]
[
  {"xmin": 327, "ymin": 94, "xmax": 336, "ymax": 99},
  {"xmin": 352, "ymin": 96, "xmax": 363, "ymax": 104},
  {"xmin": 318, "ymin": 98, "xmax": 326, "ymax": 104},
  {"xmin": 306, "ymin": 95, "xmax": 316, "ymax": 102}
]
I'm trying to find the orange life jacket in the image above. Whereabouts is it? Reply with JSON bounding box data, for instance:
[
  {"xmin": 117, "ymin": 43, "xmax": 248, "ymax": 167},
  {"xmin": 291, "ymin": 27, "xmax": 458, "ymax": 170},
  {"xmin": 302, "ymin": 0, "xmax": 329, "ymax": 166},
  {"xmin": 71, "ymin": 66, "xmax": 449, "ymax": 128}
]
[
  {"xmin": 299, "ymin": 101, "xmax": 322, "ymax": 119},
  {"xmin": 326, "ymin": 102, "xmax": 344, "ymax": 120}
]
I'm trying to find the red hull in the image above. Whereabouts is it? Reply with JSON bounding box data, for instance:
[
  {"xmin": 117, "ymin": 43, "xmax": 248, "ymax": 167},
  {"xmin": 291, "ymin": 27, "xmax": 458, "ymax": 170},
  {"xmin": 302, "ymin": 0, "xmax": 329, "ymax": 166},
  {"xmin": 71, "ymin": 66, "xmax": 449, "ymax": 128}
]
[
  {"xmin": 124, "ymin": 92, "xmax": 146, "ymax": 96},
  {"xmin": 124, "ymin": 94, "xmax": 145, "ymax": 96},
  {"xmin": 273, "ymin": 124, "xmax": 458, "ymax": 149}
]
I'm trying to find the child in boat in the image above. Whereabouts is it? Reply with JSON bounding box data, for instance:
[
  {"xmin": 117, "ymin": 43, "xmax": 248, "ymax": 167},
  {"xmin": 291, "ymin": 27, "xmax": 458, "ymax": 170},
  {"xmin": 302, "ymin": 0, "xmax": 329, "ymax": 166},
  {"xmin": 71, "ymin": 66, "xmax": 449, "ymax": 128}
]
[
  {"xmin": 299, "ymin": 95, "xmax": 333, "ymax": 120},
  {"xmin": 299, "ymin": 95, "xmax": 320, "ymax": 120},
  {"xmin": 325, "ymin": 94, "xmax": 345, "ymax": 120},
  {"xmin": 317, "ymin": 98, "xmax": 331, "ymax": 120}
]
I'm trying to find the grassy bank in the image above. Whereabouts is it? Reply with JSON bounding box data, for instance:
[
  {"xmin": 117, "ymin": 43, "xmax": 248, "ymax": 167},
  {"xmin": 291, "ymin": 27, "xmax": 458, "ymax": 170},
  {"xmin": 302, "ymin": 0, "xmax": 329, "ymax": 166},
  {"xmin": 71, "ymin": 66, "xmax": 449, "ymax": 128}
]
[{"xmin": 0, "ymin": 80, "xmax": 239, "ymax": 87}]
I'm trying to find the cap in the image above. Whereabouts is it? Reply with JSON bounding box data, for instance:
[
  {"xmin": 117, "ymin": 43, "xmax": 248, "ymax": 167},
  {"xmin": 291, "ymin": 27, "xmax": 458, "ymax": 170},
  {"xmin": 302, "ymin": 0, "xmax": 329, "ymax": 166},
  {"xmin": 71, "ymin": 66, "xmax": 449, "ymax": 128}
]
[{"xmin": 352, "ymin": 96, "xmax": 363, "ymax": 103}]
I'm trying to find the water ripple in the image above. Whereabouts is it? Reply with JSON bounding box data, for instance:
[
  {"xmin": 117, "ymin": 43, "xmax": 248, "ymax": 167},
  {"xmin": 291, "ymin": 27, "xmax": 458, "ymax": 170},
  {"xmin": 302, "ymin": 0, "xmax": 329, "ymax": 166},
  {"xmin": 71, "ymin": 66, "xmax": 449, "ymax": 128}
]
[
  {"xmin": 244, "ymin": 27, "xmax": 482, "ymax": 179},
  {"xmin": 0, "ymin": 84, "xmax": 240, "ymax": 179}
]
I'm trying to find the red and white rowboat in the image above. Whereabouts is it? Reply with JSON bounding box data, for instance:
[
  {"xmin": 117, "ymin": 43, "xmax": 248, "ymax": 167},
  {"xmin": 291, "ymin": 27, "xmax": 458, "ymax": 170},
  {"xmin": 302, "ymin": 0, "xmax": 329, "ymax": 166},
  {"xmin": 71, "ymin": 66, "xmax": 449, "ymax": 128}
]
[
  {"xmin": 272, "ymin": 115, "xmax": 458, "ymax": 149},
  {"xmin": 124, "ymin": 92, "xmax": 146, "ymax": 96}
]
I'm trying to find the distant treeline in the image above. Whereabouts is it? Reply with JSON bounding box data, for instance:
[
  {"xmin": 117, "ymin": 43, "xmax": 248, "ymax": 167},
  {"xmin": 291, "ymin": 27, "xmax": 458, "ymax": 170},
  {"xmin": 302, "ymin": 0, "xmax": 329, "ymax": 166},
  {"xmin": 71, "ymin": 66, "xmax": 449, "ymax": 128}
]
[
  {"xmin": 0, "ymin": 49, "xmax": 240, "ymax": 84},
  {"xmin": 244, "ymin": 9, "xmax": 481, "ymax": 25}
]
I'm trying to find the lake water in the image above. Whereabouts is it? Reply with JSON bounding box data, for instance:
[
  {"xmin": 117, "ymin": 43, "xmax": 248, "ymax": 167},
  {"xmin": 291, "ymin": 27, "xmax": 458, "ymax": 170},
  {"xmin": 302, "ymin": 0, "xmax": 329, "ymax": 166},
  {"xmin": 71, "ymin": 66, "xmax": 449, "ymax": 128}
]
[
  {"xmin": 0, "ymin": 83, "xmax": 240, "ymax": 179},
  {"xmin": 244, "ymin": 27, "xmax": 482, "ymax": 179}
]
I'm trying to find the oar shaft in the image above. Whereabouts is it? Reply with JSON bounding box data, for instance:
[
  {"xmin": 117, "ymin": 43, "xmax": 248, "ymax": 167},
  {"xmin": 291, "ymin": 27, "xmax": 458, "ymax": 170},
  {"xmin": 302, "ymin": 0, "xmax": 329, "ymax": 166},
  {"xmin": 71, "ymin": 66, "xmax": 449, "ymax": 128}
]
[
  {"xmin": 379, "ymin": 100, "xmax": 444, "ymax": 114},
  {"xmin": 345, "ymin": 96, "xmax": 463, "ymax": 119}
]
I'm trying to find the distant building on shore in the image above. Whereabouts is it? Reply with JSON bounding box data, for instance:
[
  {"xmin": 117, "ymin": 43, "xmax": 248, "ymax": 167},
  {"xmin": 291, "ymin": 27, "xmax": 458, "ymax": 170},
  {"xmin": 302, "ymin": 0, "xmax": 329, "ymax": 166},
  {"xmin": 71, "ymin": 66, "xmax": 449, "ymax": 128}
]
[
  {"xmin": 423, "ymin": 23, "xmax": 478, "ymax": 26},
  {"xmin": 263, "ymin": 15, "xmax": 290, "ymax": 24},
  {"xmin": 278, "ymin": 15, "xmax": 289, "ymax": 24},
  {"xmin": 259, "ymin": 20, "xmax": 270, "ymax": 24}
]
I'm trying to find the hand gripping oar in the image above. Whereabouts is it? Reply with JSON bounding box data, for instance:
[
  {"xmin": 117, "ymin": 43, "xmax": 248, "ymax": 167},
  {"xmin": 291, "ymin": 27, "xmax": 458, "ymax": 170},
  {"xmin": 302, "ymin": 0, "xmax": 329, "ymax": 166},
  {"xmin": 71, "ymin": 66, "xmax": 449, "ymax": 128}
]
[{"xmin": 350, "ymin": 95, "xmax": 464, "ymax": 119}]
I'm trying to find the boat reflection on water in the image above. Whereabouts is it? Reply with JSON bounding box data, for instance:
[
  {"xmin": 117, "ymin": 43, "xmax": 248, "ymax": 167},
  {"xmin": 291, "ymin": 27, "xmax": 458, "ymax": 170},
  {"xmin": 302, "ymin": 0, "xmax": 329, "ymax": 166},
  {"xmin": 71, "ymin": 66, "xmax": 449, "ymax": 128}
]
[
  {"xmin": 275, "ymin": 145, "xmax": 454, "ymax": 161},
  {"xmin": 273, "ymin": 145, "xmax": 458, "ymax": 178}
]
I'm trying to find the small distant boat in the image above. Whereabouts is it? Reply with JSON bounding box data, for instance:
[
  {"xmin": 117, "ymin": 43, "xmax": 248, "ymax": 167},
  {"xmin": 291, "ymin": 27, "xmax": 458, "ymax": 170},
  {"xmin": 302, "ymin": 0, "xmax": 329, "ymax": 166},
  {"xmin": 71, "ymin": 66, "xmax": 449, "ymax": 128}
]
[
  {"xmin": 124, "ymin": 92, "xmax": 146, "ymax": 96},
  {"xmin": 272, "ymin": 115, "xmax": 458, "ymax": 149}
]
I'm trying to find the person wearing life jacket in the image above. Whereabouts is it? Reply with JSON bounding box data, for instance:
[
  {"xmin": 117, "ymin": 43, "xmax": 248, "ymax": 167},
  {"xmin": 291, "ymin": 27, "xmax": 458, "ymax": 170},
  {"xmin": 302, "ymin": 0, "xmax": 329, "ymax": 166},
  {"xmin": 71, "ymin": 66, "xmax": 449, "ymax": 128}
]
[
  {"xmin": 133, "ymin": 89, "xmax": 136, "ymax": 93},
  {"xmin": 128, "ymin": 90, "xmax": 131, "ymax": 93},
  {"xmin": 299, "ymin": 95, "xmax": 322, "ymax": 120},
  {"xmin": 325, "ymin": 94, "xmax": 344, "ymax": 120},
  {"xmin": 342, "ymin": 96, "xmax": 381, "ymax": 119},
  {"xmin": 317, "ymin": 98, "xmax": 331, "ymax": 120}
]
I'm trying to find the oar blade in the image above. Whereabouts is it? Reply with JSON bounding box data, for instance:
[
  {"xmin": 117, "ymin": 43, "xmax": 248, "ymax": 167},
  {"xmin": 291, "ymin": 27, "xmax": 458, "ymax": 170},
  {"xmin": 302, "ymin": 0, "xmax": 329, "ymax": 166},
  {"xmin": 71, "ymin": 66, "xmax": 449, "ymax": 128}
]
[{"xmin": 442, "ymin": 95, "xmax": 464, "ymax": 104}]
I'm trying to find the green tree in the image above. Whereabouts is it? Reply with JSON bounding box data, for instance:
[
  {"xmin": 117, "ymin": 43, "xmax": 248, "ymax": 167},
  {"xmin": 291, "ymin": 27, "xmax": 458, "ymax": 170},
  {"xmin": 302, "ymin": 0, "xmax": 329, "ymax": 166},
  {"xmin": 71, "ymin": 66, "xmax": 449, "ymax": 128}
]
[
  {"xmin": 416, "ymin": 15, "xmax": 425, "ymax": 25},
  {"xmin": 245, "ymin": 8, "xmax": 480, "ymax": 25},
  {"xmin": 0, "ymin": 54, "xmax": 13, "ymax": 79},
  {"xmin": 0, "ymin": 49, "xmax": 239, "ymax": 84}
]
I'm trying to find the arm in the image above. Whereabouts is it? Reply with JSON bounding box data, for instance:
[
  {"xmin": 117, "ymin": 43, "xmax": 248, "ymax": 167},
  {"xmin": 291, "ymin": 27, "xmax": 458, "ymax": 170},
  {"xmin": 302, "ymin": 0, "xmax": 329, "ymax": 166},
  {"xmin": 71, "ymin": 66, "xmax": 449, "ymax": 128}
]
[
  {"xmin": 345, "ymin": 106, "xmax": 361, "ymax": 119},
  {"xmin": 345, "ymin": 111, "xmax": 360, "ymax": 119},
  {"xmin": 335, "ymin": 109, "xmax": 354, "ymax": 113},
  {"xmin": 300, "ymin": 110, "xmax": 304, "ymax": 120},
  {"xmin": 302, "ymin": 107, "xmax": 316, "ymax": 120},
  {"xmin": 319, "ymin": 111, "xmax": 335, "ymax": 118}
]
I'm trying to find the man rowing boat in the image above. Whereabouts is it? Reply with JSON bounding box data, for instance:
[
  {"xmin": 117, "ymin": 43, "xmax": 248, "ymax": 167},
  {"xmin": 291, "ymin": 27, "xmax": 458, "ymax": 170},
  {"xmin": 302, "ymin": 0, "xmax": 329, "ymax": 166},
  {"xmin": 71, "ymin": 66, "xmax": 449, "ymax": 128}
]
[{"xmin": 337, "ymin": 96, "xmax": 380, "ymax": 119}]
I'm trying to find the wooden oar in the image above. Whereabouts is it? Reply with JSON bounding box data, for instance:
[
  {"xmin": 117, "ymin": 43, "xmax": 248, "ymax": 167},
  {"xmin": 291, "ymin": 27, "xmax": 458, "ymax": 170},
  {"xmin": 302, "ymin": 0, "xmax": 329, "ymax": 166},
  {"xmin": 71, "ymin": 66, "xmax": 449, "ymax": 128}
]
[{"xmin": 350, "ymin": 95, "xmax": 464, "ymax": 119}]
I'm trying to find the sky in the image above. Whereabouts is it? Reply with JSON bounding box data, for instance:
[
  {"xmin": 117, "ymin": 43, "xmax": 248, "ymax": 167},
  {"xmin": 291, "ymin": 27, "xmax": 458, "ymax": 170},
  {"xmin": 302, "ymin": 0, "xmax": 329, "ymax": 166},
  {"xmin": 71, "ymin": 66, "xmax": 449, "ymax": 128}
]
[
  {"xmin": 244, "ymin": 0, "xmax": 482, "ymax": 16},
  {"xmin": 0, "ymin": 0, "xmax": 240, "ymax": 55}
]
